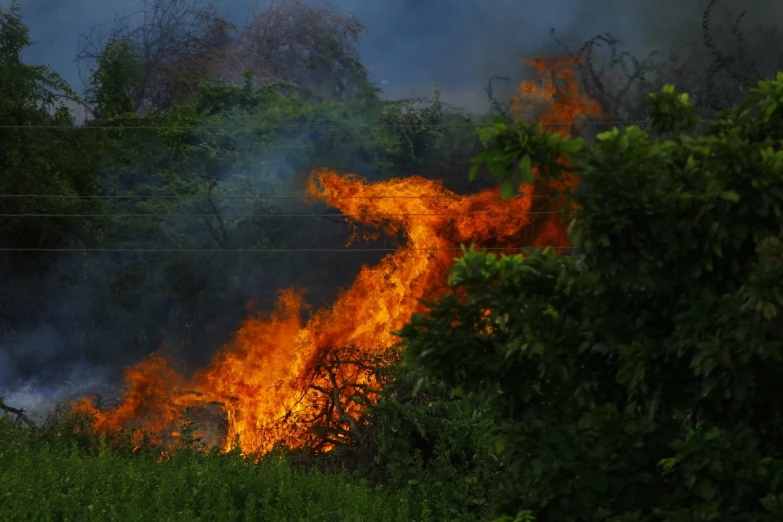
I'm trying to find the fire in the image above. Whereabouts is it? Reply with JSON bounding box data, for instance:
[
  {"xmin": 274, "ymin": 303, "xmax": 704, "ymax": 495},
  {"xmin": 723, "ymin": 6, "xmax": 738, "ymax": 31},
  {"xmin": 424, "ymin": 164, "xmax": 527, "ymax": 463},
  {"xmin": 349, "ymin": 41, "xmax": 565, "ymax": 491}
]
[
  {"xmin": 70, "ymin": 55, "xmax": 604, "ymax": 455},
  {"xmin": 512, "ymin": 55, "xmax": 604, "ymax": 133},
  {"xmin": 512, "ymin": 55, "xmax": 606, "ymax": 220}
]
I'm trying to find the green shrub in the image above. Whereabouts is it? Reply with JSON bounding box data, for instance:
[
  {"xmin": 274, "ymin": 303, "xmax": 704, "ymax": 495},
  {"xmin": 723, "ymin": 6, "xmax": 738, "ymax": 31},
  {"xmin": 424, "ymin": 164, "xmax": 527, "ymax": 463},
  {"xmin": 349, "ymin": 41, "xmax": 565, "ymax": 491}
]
[
  {"xmin": 401, "ymin": 74, "xmax": 783, "ymax": 520},
  {"xmin": 361, "ymin": 353, "xmax": 500, "ymax": 521}
]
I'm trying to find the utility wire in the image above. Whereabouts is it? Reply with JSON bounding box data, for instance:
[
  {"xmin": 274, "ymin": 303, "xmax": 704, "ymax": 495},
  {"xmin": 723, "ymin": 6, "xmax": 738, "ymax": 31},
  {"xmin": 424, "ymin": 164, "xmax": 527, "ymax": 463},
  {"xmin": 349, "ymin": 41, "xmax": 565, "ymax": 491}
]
[
  {"xmin": 0, "ymin": 211, "xmax": 559, "ymax": 218},
  {"xmin": 0, "ymin": 194, "xmax": 554, "ymax": 200},
  {"xmin": 0, "ymin": 120, "xmax": 649, "ymax": 130},
  {"xmin": 0, "ymin": 247, "xmax": 576, "ymax": 253}
]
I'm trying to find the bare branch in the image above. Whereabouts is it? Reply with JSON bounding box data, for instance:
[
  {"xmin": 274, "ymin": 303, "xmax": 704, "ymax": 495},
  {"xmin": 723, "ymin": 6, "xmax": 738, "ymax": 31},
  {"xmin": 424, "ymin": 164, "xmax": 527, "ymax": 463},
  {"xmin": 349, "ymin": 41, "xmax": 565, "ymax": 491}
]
[{"xmin": 0, "ymin": 396, "xmax": 36, "ymax": 428}]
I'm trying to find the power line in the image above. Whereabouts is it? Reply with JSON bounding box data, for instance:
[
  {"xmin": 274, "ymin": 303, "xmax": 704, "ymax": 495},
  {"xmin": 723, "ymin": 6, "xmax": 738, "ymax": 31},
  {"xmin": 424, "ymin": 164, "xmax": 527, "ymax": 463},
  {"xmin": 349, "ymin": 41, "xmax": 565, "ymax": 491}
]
[
  {"xmin": 0, "ymin": 247, "xmax": 576, "ymax": 253},
  {"xmin": 0, "ymin": 211, "xmax": 559, "ymax": 218},
  {"xmin": 0, "ymin": 194, "xmax": 553, "ymax": 200},
  {"xmin": 0, "ymin": 120, "xmax": 649, "ymax": 130}
]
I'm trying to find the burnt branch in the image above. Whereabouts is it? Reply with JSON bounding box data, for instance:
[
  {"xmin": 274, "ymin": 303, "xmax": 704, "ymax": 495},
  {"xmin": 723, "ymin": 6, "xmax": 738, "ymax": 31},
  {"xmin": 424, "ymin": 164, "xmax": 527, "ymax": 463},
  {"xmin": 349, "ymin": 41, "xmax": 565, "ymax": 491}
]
[
  {"xmin": 297, "ymin": 345, "xmax": 398, "ymax": 451},
  {"xmin": 485, "ymin": 76, "xmax": 512, "ymax": 120},
  {"xmin": 0, "ymin": 396, "xmax": 36, "ymax": 428},
  {"xmin": 203, "ymin": 181, "xmax": 229, "ymax": 248},
  {"xmin": 77, "ymin": 0, "xmax": 369, "ymax": 115},
  {"xmin": 548, "ymin": 0, "xmax": 778, "ymax": 124}
]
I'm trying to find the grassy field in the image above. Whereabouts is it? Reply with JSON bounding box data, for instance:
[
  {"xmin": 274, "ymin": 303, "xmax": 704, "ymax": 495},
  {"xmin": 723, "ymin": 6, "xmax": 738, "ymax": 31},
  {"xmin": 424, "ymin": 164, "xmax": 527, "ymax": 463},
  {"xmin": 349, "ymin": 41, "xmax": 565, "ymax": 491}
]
[{"xmin": 0, "ymin": 415, "xmax": 430, "ymax": 522}]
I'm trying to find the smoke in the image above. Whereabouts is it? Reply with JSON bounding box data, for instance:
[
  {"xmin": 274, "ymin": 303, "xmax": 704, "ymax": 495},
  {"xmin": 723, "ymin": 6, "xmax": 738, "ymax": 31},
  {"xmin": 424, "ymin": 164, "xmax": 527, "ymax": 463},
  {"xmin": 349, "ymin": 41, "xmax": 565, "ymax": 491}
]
[
  {"xmin": 1, "ymin": 325, "xmax": 63, "ymax": 383},
  {"xmin": 0, "ymin": 133, "xmax": 386, "ymax": 412},
  {"xmin": 1, "ymin": 325, "xmax": 115, "ymax": 420},
  {"xmin": 3, "ymin": 0, "xmax": 782, "ymax": 418}
]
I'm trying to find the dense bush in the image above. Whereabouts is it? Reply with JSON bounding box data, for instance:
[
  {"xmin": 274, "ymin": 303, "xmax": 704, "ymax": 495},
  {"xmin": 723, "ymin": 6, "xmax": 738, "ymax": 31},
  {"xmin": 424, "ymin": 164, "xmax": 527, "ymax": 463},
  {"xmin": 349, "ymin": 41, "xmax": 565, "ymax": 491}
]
[
  {"xmin": 400, "ymin": 74, "xmax": 783, "ymax": 520},
  {"xmin": 342, "ymin": 349, "xmax": 501, "ymax": 521}
]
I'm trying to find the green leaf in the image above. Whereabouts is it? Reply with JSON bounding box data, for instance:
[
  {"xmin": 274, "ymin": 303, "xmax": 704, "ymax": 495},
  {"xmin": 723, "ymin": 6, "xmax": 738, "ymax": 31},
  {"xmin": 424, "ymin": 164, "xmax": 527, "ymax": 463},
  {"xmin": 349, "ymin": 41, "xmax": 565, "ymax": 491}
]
[
  {"xmin": 469, "ymin": 163, "xmax": 481, "ymax": 182},
  {"xmin": 411, "ymin": 377, "xmax": 425, "ymax": 397},
  {"xmin": 560, "ymin": 137, "xmax": 584, "ymax": 154},
  {"xmin": 720, "ymin": 191, "xmax": 741, "ymax": 203},
  {"xmin": 500, "ymin": 178, "xmax": 516, "ymax": 199},
  {"xmin": 488, "ymin": 159, "xmax": 505, "ymax": 178},
  {"xmin": 518, "ymin": 154, "xmax": 534, "ymax": 184},
  {"xmin": 703, "ymin": 427, "xmax": 721, "ymax": 441}
]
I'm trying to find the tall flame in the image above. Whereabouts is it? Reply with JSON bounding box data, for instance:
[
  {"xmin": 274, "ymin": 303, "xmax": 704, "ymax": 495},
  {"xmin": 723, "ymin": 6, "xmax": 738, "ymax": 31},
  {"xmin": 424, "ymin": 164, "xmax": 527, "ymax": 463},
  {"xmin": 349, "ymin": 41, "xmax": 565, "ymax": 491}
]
[{"xmin": 70, "ymin": 55, "xmax": 604, "ymax": 455}]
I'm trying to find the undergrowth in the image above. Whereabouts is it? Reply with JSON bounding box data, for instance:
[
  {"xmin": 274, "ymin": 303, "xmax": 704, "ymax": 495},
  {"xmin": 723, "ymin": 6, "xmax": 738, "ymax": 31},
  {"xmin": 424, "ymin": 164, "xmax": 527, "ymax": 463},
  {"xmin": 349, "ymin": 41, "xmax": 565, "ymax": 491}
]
[{"xmin": 0, "ymin": 414, "xmax": 422, "ymax": 522}]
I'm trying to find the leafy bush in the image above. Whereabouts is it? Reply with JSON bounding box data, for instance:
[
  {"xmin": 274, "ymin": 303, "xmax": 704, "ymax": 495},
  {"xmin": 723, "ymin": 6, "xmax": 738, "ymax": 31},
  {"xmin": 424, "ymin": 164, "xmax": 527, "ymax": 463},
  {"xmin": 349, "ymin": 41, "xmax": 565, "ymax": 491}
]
[
  {"xmin": 400, "ymin": 74, "xmax": 783, "ymax": 520},
  {"xmin": 274, "ymin": 346, "xmax": 499, "ymax": 521},
  {"xmin": 360, "ymin": 350, "xmax": 500, "ymax": 521}
]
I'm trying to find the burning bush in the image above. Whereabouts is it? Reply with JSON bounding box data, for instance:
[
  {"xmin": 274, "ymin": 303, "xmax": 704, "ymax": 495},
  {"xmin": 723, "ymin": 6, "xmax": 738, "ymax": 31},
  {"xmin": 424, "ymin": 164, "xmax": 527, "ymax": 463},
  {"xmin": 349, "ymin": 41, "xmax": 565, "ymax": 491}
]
[{"xmin": 61, "ymin": 51, "xmax": 603, "ymax": 457}]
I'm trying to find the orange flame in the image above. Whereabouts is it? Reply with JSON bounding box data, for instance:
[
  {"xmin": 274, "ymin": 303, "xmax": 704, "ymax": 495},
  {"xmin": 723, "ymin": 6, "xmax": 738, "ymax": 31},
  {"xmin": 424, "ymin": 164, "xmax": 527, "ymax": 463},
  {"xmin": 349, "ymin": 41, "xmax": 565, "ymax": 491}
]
[
  {"xmin": 512, "ymin": 55, "xmax": 604, "ymax": 134},
  {"xmin": 71, "ymin": 55, "xmax": 603, "ymax": 455},
  {"xmin": 512, "ymin": 55, "xmax": 606, "ymax": 216}
]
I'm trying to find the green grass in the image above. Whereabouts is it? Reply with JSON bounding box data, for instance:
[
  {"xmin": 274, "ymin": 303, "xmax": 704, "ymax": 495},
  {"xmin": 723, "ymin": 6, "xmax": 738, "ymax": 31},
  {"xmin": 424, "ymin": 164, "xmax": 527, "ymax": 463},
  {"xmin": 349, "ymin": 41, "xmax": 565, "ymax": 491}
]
[{"xmin": 0, "ymin": 415, "xmax": 424, "ymax": 522}]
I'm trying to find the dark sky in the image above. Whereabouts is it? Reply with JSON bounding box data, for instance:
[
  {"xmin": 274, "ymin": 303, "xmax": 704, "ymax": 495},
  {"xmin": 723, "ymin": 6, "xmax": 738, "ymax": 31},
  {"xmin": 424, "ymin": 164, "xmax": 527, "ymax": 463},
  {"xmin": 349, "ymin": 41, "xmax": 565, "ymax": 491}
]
[{"xmin": 8, "ymin": 0, "xmax": 780, "ymax": 111}]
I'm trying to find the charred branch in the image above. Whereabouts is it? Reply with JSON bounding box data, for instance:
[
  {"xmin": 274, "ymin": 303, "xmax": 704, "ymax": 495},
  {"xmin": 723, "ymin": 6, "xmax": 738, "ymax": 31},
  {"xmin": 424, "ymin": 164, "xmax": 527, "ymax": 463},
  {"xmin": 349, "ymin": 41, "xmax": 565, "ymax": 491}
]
[
  {"xmin": 0, "ymin": 396, "xmax": 36, "ymax": 428},
  {"xmin": 485, "ymin": 76, "xmax": 511, "ymax": 120}
]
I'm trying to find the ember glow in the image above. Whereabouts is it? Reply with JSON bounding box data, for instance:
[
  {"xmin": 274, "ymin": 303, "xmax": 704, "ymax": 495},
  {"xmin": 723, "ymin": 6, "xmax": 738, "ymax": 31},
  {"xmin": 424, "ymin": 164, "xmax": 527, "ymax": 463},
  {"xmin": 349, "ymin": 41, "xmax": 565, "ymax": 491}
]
[{"xmin": 70, "ymin": 55, "xmax": 605, "ymax": 455}]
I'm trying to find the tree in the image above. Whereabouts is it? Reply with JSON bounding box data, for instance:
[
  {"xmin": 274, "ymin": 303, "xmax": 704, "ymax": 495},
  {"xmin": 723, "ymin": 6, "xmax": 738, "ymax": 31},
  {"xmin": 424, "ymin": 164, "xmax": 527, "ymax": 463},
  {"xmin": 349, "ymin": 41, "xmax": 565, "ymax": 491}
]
[
  {"xmin": 0, "ymin": 1, "xmax": 98, "ymax": 266},
  {"xmin": 0, "ymin": 0, "xmax": 76, "ymax": 135},
  {"xmin": 77, "ymin": 0, "xmax": 226, "ymax": 114},
  {"xmin": 0, "ymin": 1, "xmax": 102, "ymax": 376},
  {"xmin": 77, "ymin": 0, "xmax": 371, "ymax": 116},
  {"xmin": 399, "ymin": 72, "xmax": 783, "ymax": 520},
  {"xmin": 234, "ymin": 0, "xmax": 369, "ymax": 100},
  {"xmin": 86, "ymin": 37, "xmax": 146, "ymax": 120}
]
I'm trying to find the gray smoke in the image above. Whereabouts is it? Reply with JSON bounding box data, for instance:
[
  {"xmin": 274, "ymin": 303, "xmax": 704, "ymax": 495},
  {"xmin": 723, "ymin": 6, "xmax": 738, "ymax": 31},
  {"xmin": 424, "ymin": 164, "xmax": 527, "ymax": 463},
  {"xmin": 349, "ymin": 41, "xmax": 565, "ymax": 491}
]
[{"xmin": 2, "ymin": 0, "xmax": 781, "ymax": 419}]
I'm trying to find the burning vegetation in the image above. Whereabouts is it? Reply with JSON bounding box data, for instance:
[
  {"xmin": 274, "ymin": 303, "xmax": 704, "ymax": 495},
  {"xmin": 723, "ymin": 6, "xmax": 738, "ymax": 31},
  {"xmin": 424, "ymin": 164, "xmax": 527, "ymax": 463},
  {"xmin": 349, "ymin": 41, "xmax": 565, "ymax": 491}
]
[{"xmin": 64, "ymin": 55, "xmax": 605, "ymax": 456}]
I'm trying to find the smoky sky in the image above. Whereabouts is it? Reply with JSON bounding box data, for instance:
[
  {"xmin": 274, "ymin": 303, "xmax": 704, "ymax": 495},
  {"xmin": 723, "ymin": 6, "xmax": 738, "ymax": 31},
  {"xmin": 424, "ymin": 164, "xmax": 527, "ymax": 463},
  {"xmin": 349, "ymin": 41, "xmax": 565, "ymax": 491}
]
[{"xmin": 8, "ymin": 0, "xmax": 783, "ymax": 111}]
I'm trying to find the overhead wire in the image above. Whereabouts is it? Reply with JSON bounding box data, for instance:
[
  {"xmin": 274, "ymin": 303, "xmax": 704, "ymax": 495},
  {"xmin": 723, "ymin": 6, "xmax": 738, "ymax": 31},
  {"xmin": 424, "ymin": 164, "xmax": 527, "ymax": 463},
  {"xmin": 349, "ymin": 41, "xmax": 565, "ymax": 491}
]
[
  {"xmin": 0, "ymin": 247, "xmax": 577, "ymax": 253},
  {"xmin": 0, "ymin": 211, "xmax": 559, "ymax": 218},
  {"xmin": 0, "ymin": 118, "xmax": 646, "ymax": 200},
  {"xmin": 0, "ymin": 120, "xmax": 589, "ymax": 253},
  {"xmin": 0, "ymin": 194, "xmax": 554, "ymax": 200},
  {"xmin": 0, "ymin": 120, "xmax": 650, "ymax": 130}
]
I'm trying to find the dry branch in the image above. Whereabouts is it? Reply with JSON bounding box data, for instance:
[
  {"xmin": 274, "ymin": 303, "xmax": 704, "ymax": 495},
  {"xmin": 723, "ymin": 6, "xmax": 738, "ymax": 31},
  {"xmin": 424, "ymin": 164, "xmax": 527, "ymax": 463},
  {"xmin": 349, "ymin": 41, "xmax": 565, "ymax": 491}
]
[{"xmin": 0, "ymin": 395, "xmax": 36, "ymax": 428}]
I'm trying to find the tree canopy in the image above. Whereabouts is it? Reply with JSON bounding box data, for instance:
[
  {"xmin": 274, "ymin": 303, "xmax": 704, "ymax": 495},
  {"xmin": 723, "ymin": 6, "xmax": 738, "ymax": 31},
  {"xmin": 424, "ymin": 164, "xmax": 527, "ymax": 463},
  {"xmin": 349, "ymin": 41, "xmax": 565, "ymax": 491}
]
[{"xmin": 400, "ymin": 73, "xmax": 783, "ymax": 520}]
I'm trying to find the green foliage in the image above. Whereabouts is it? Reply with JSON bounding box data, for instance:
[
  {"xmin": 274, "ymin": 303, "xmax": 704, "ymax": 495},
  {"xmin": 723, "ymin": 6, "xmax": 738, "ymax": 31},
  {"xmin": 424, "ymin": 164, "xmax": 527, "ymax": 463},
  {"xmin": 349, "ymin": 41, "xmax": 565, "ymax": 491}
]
[
  {"xmin": 278, "ymin": 345, "xmax": 499, "ymax": 521},
  {"xmin": 358, "ymin": 349, "xmax": 500, "ymax": 521},
  {"xmin": 0, "ymin": 1, "xmax": 77, "ymax": 112},
  {"xmin": 381, "ymin": 86, "xmax": 446, "ymax": 172},
  {"xmin": 0, "ymin": 0, "xmax": 100, "ymax": 276},
  {"xmin": 0, "ymin": 415, "xmax": 417, "ymax": 521},
  {"xmin": 647, "ymin": 84, "xmax": 700, "ymax": 134},
  {"xmin": 400, "ymin": 75, "xmax": 783, "ymax": 519},
  {"xmin": 469, "ymin": 119, "xmax": 583, "ymax": 199},
  {"xmin": 177, "ymin": 407, "xmax": 204, "ymax": 451},
  {"xmin": 88, "ymin": 37, "xmax": 145, "ymax": 119}
]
